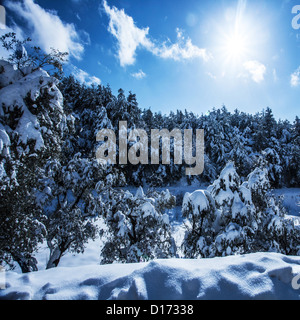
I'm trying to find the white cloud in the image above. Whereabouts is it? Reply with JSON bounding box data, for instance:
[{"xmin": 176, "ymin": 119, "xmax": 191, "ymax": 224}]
[
  {"xmin": 103, "ymin": 0, "xmax": 153, "ymax": 67},
  {"xmin": 102, "ymin": 1, "xmax": 209, "ymax": 67},
  {"xmin": 243, "ymin": 60, "xmax": 266, "ymax": 83},
  {"xmin": 88, "ymin": 76, "xmax": 102, "ymax": 86},
  {"xmin": 290, "ymin": 67, "xmax": 300, "ymax": 87},
  {"xmin": 71, "ymin": 65, "xmax": 101, "ymax": 86},
  {"xmin": 6, "ymin": 0, "xmax": 85, "ymax": 60},
  {"xmin": 155, "ymin": 28, "xmax": 210, "ymax": 62},
  {"xmin": 131, "ymin": 69, "xmax": 146, "ymax": 79}
]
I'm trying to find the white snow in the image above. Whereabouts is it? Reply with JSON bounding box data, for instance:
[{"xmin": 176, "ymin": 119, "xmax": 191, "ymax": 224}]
[
  {"xmin": 0, "ymin": 123, "xmax": 10, "ymax": 155},
  {"xmin": 0, "ymin": 60, "xmax": 64, "ymax": 152},
  {"xmin": 1, "ymin": 177, "xmax": 299, "ymax": 300},
  {"xmin": 141, "ymin": 202, "xmax": 157, "ymax": 219},
  {"xmin": 273, "ymin": 188, "xmax": 300, "ymax": 217},
  {"xmin": 135, "ymin": 186, "xmax": 145, "ymax": 199},
  {"xmin": 1, "ymin": 252, "xmax": 299, "ymax": 300},
  {"xmin": 162, "ymin": 213, "xmax": 170, "ymax": 225},
  {"xmin": 247, "ymin": 167, "xmax": 269, "ymax": 191},
  {"xmin": 16, "ymin": 107, "xmax": 45, "ymax": 150},
  {"xmin": 0, "ymin": 60, "xmax": 23, "ymax": 88},
  {"xmin": 182, "ymin": 190, "xmax": 211, "ymax": 216}
]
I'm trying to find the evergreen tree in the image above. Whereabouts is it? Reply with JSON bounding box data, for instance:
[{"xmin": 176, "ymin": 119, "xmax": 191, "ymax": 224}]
[
  {"xmin": 209, "ymin": 162, "xmax": 258, "ymax": 256},
  {"xmin": 0, "ymin": 53, "xmax": 66, "ymax": 272},
  {"xmin": 182, "ymin": 190, "xmax": 219, "ymax": 258},
  {"xmin": 101, "ymin": 187, "xmax": 176, "ymax": 264},
  {"xmin": 294, "ymin": 116, "xmax": 300, "ymax": 138},
  {"xmin": 38, "ymin": 156, "xmax": 120, "ymax": 269},
  {"xmin": 261, "ymin": 148, "xmax": 283, "ymax": 188},
  {"xmin": 229, "ymin": 127, "xmax": 252, "ymax": 177},
  {"xmin": 245, "ymin": 167, "xmax": 299, "ymax": 255},
  {"xmin": 263, "ymin": 107, "xmax": 276, "ymax": 139},
  {"xmin": 0, "ymin": 32, "xmax": 68, "ymax": 80}
]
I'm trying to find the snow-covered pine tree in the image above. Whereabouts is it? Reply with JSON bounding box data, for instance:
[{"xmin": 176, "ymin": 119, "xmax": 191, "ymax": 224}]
[
  {"xmin": 37, "ymin": 155, "xmax": 123, "ymax": 269},
  {"xmin": 261, "ymin": 147, "xmax": 283, "ymax": 188},
  {"xmin": 182, "ymin": 190, "xmax": 219, "ymax": 258},
  {"xmin": 262, "ymin": 197, "xmax": 299, "ymax": 255},
  {"xmin": 263, "ymin": 107, "xmax": 277, "ymax": 140},
  {"xmin": 127, "ymin": 91, "xmax": 143, "ymax": 128},
  {"xmin": 244, "ymin": 167, "xmax": 299, "ymax": 255},
  {"xmin": 101, "ymin": 187, "xmax": 176, "ymax": 264},
  {"xmin": 209, "ymin": 162, "xmax": 258, "ymax": 256},
  {"xmin": 285, "ymin": 118, "xmax": 300, "ymax": 187},
  {"xmin": 246, "ymin": 167, "xmax": 270, "ymax": 214},
  {"xmin": 0, "ymin": 32, "xmax": 68, "ymax": 80},
  {"xmin": 229, "ymin": 127, "xmax": 252, "ymax": 177},
  {"xmin": 0, "ymin": 46, "xmax": 66, "ymax": 272},
  {"xmin": 198, "ymin": 154, "xmax": 217, "ymax": 184},
  {"xmin": 289, "ymin": 136, "xmax": 300, "ymax": 187}
]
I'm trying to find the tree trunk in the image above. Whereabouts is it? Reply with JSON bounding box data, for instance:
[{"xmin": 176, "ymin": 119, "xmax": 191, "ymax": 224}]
[
  {"xmin": 46, "ymin": 246, "xmax": 64, "ymax": 269},
  {"xmin": 13, "ymin": 254, "xmax": 38, "ymax": 274},
  {"xmin": 46, "ymin": 240, "xmax": 70, "ymax": 269}
]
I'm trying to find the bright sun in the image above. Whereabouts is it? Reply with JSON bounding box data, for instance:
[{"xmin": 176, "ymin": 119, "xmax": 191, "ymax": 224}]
[
  {"xmin": 214, "ymin": 1, "xmax": 258, "ymax": 67},
  {"xmin": 224, "ymin": 32, "xmax": 248, "ymax": 61},
  {"xmin": 209, "ymin": 0, "xmax": 267, "ymax": 78}
]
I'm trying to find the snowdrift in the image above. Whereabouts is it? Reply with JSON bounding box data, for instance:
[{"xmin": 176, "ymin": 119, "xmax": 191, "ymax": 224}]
[{"xmin": 1, "ymin": 252, "xmax": 300, "ymax": 300}]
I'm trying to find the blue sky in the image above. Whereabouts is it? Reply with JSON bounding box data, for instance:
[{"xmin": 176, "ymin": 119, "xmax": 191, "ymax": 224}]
[{"xmin": 1, "ymin": 0, "xmax": 300, "ymax": 121}]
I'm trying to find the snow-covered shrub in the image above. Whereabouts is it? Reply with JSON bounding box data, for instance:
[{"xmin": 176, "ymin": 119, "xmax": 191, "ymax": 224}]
[
  {"xmin": 209, "ymin": 162, "xmax": 257, "ymax": 228},
  {"xmin": 37, "ymin": 155, "xmax": 123, "ymax": 269},
  {"xmin": 182, "ymin": 190, "xmax": 219, "ymax": 258},
  {"xmin": 101, "ymin": 187, "xmax": 176, "ymax": 264},
  {"xmin": 215, "ymin": 223, "xmax": 248, "ymax": 256},
  {"xmin": 182, "ymin": 162, "xmax": 279, "ymax": 258},
  {"xmin": 208, "ymin": 162, "xmax": 258, "ymax": 256},
  {"xmin": 257, "ymin": 197, "xmax": 300, "ymax": 255},
  {"xmin": 239, "ymin": 166, "xmax": 299, "ymax": 255},
  {"xmin": 147, "ymin": 188, "xmax": 176, "ymax": 212},
  {"xmin": 209, "ymin": 162, "xmax": 240, "ymax": 210},
  {"xmin": 246, "ymin": 167, "xmax": 270, "ymax": 213}
]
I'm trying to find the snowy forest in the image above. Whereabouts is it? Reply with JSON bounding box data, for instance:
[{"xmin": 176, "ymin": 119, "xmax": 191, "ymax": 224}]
[{"xmin": 0, "ymin": 33, "xmax": 299, "ymax": 280}]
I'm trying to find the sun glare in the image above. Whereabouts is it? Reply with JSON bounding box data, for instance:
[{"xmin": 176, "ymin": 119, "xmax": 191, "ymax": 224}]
[
  {"xmin": 211, "ymin": 1, "xmax": 262, "ymax": 69},
  {"xmin": 224, "ymin": 32, "xmax": 248, "ymax": 61}
]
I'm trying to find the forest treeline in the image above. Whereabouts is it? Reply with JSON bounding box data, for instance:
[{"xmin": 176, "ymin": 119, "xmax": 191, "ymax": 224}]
[{"xmin": 59, "ymin": 74, "xmax": 300, "ymax": 188}]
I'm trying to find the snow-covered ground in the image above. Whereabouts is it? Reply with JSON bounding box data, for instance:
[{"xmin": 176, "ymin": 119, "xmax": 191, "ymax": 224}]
[
  {"xmin": 273, "ymin": 188, "xmax": 300, "ymax": 228},
  {"xmin": 1, "ymin": 187, "xmax": 299, "ymax": 300},
  {"xmin": 273, "ymin": 188, "xmax": 300, "ymax": 218},
  {"xmin": 1, "ymin": 252, "xmax": 299, "ymax": 300}
]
